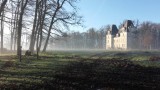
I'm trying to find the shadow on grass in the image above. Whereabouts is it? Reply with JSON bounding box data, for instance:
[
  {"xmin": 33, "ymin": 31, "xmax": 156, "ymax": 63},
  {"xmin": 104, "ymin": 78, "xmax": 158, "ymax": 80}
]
[
  {"xmin": 45, "ymin": 58, "xmax": 160, "ymax": 90},
  {"xmin": 1, "ymin": 55, "xmax": 160, "ymax": 90}
]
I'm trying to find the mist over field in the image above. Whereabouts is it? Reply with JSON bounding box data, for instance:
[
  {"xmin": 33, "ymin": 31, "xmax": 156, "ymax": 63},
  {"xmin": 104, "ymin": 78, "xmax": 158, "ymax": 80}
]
[
  {"xmin": 1, "ymin": 0, "xmax": 160, "ymax": 90},
  {"xmin": 51, "ymin": 21, "xmax": 160, "ymax": 51}
]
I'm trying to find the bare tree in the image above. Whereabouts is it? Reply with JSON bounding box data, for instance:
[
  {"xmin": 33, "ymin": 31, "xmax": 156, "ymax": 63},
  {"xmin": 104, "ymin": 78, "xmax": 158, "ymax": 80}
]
[
  {"xmin": 29, "ymin": 0, "xmax": 39, "ymax": 53},
  {"xmin": 1, "ymin": 11, "xmax": 4, "ymax": 53},
  {"xmin": 42, "ymin": 0, "xmax": 82, "ymax": 52},
  {"xmin": 0, "ymin": 0, "xmax": 8, "ymax": 53},
  {"xmin": 17, "ymin": 0, "xmax": 29, "ymax": 62},
  {"xmin": 0, "ymin": 0, "xmax": 8, "ymax": 16}
]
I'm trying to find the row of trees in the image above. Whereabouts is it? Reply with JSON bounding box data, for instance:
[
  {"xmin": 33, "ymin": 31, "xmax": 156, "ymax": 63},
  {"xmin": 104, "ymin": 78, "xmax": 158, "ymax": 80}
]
[
  {"xmin": 137, "ymin": 22, "xmax": 160, "ymax": 49},
  {"xmin": 53, "ymin": 28, "xmax": 107, "ymax": 50},
  {"xmin": 0, "ymin": 0, "xmax": 82, "ymax": 61},
  {"xmin": 53, "ymin": 21, "xmax": 160, "ymax": 50}
]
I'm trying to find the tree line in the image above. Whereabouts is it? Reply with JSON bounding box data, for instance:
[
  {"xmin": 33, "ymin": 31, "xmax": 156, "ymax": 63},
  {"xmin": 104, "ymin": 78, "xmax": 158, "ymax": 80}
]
[
  {"xmin": 137, "ymin": 21, "xmax": 160, "ymax": 50},
  {"xmin": 53, "ymin": 27, "xmax": 107, "ymax": 50},
  {"xmin": 53, "ymin": 20, "xmax": 160, "ymax": 50},
  {"xmin": 0, "ymin": 0, "xmax": 82, "ymax": 61}
]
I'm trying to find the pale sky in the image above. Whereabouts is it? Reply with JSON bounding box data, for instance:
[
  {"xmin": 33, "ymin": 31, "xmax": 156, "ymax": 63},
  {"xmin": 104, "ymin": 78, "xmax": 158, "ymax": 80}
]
[{"xmin": 74, "ymin": 0, "xmax": 160, "ymax": 32}]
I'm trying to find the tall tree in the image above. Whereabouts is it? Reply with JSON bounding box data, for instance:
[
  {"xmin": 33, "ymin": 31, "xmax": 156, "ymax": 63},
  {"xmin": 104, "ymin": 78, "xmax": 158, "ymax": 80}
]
[
  {"xmin": 0, "ymin": 0, "xmax": 8, "ymax": 53},
  {"xmin": 42, "ymin": 0, "xmax": 82, "ymax": 52},
  {"xmin": 0, "ymin": 0, "xmax": 7, "ymax": 16},
  {"xmin": 1, "ymin": 11, "xmax": 4, "ymax": 53},
  {"xmin": 37, "ymin": 0, "xmax": 47, "ymax": 53},
  {"xmin": 29, "ymin": 0, "xmax": 39, "ymax": 53},
  {"xmin": 17, "ymin": 0, "xmax": 28, "ymax": 62},
  {"xmin": 42, "ymin": 0, "xmax": 66, "ymax": 52}
]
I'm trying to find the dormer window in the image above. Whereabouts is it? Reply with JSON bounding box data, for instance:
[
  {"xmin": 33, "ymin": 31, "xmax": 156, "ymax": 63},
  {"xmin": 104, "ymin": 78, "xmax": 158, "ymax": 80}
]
[
  {"xmin": 116, "ymin": 34, "xmax": 118, "ymax": 37},
  {"xmin": 108, "ymin": 31, "xmax": 110, "ymax": 34}
]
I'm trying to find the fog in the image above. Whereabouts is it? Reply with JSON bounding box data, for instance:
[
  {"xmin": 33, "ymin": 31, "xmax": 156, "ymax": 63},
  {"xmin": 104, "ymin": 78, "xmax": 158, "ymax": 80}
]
[
  {"xmin": 50, "ymin": 21, "xmax": 160, "ymax": 51},
  {"xmin": 1, "ymin": 20, "xmax": 160, "ymax": 53}
]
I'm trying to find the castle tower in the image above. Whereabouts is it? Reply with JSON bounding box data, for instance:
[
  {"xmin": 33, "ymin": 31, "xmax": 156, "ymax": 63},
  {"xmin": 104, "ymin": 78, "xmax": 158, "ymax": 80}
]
[
  {"xmin": 124, "ymin": 20, "xmax": 136, "ymax": 49},
  {"xmin": 106, "ymin": 25, "xmax": 118, "ymax": 49},
  {"xmin": 119, "ymin": 20, "xmax": 136, "ymax": 49}
]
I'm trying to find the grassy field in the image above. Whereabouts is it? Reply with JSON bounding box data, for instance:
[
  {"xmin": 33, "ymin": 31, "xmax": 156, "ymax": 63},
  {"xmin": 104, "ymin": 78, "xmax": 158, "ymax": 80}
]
[{"xmin": 0, "ymin": 50, "xmax": 160, "ymax": 89}]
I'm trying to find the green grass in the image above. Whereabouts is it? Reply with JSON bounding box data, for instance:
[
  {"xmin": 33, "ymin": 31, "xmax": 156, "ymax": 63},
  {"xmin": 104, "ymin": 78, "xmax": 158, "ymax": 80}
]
[{"xmin": 0, "ymin": 50, "xmax": 160, "ymax": 89}]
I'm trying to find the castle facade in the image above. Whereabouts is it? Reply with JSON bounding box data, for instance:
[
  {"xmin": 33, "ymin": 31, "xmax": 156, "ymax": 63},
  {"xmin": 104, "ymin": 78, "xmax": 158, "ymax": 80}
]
[{"xmin": 106, "ymin": 20, "xmax": 137, "ymax": 50}]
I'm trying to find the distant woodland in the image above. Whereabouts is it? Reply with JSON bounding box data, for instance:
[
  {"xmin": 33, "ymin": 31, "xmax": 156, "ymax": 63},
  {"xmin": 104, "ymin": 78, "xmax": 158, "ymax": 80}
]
[{"xmin": 54, "ymin": 20, "xmax": 160, "ymax": 50}]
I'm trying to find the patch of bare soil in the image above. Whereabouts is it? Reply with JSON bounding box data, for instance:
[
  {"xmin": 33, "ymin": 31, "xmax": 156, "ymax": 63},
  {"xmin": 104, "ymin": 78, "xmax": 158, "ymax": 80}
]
[
  {"xmin": 149, "ymin": 56, "xmax": 160, "ymax": 61},
  {"xmin": 89, "ymin": 52, "xmax": 110, "ymax": 59},
  {"xmin": 45, "ymin": 58, "xmax": 160, "ymax": 90},
  {"xmin": 0, "ymin": 55, "xmax": 17, "ymax": 61}
]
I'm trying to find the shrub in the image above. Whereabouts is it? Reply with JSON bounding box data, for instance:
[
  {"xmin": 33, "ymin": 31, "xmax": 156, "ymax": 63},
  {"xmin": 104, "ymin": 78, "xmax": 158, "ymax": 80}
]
[
  {"xmin": 149, "ymin": 56, "xmax": 160, "ymax": 61},
  {"xmin": 2, "ymin": 61, "xmax": 14, "ymax": 68}
]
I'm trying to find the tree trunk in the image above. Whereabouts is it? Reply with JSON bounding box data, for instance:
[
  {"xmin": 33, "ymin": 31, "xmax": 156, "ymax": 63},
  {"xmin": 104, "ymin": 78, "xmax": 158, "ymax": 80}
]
[
  {"xmin": 29, "ymin": 0, "xmax": 39, "ymax": 53},
  {"xmin": 10, "ymin": 4, "xmax": 15, "ymax": 51},
  {"xmin": 42, "ymin": 18, "xmax": 53, "ymax": 52},
  {"xmin": 38, "ymin": 28, "xmax": 43, "ymax": 51},
  {"xmin": 1, "ymin": 11, "xmax": 4, "ymax": 53},
  {"xmin": 37, "ymin": 0, "xmax": 46, "ymax": 52},
  {"xmin": 17, "ymin": 0, "xmax": 28, "ymax": 62},
  {"xmin": 36, "ymin": 30, "xmax": 39, "ymax": 59},
  {"xmin": 14, "ymin": 1, "xmax": 20, "ymax": 51},
  {"xmin": 0, "ymin": 0, "xmax": 7, "ymax": 16}
]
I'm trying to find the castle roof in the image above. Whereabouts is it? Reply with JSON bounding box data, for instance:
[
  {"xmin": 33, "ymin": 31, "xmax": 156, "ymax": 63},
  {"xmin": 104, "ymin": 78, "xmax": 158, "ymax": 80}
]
[
  {"xmin": 119, "ymin": 20, "xmax": 135, "ymax": 32},
  {"xmin": 108, "ymin": 20, "xmax": 135, "ymax": 35},
  {"xmin": 109, "ymin": 24, "xmax": 118, "ymax": 35},
  {"xmin": 123, "ymin": 20, "xmax": 134, "ymax": 28}
]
